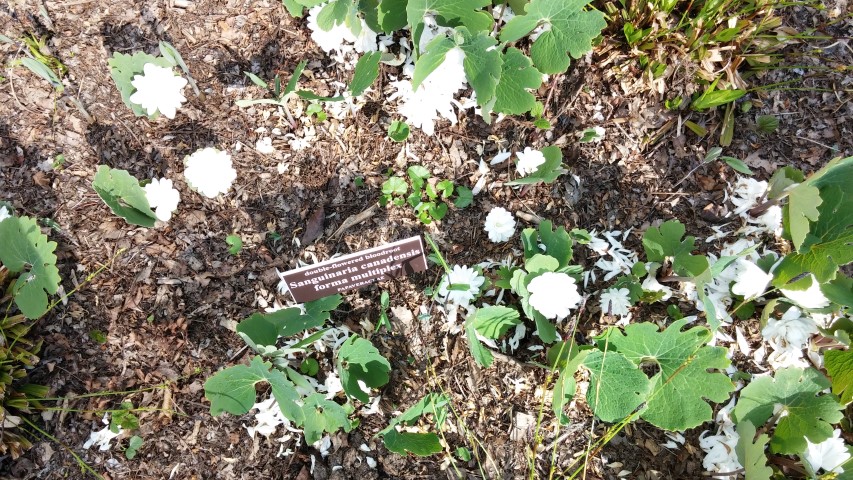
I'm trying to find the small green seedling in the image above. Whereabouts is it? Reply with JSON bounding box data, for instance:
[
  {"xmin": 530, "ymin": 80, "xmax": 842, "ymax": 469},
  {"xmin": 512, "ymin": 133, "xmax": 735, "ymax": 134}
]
[
  {"xmin": 388, "ymin": 120, "xmax": 410, "ymax": 142},
  {"xmin": 375, "ymin": 290, "xmax": 391, "ymax": 332},
  {"xmin": 306, "ymin": 103, "xmax": 327, "ymax": 122},
  {"xmin": 299, "ymin": 357, "xmax": 320, "ymax": 376},
  {"xmin": 379, "ymin": 166, "xmax": 471, "ymax": 224},
  {"xmin": 110, "ymin": 402, "xmax": 140, "ymax": 432},
  {"xmin": 125, "ymin": 436, "xmax": 143, "ymax": 460},
  {"xmin": 755, "ymin": 115, "xmax": 779, "ymax": 134},
  {"xmin": 89, "ymin": 330, "xmax": 107, "ymax": 344},
  {"xmin": 226, "ymin": 234, "xmax": 243, "ymax": 255}
]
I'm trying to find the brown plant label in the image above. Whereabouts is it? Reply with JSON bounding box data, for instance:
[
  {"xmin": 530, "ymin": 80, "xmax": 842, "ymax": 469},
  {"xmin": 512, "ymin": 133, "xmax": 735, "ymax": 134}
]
[{"xmin": 281, "ymin": 236, "xmax": 428, "ymax": 302}]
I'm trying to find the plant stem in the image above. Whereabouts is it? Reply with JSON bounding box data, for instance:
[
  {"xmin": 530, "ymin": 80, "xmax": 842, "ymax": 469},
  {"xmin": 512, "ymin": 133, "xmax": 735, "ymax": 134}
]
[{"xmin": 20, "ymin": 415, "xmax": 104, "ymax": 480}]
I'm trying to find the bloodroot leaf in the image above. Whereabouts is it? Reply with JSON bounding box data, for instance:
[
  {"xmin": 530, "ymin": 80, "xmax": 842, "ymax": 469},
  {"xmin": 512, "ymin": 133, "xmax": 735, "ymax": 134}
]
[
  {"xmin": 735, "ymin": 421, "xmax": 773, "ymax": 480},
  {"xmin": 300, "ymin": 393, "xmax": 351, "ymax": 444},
  {"xmin": 406, "ymin": 0, "xmax": 492, "ymax": 56},
  {"xmin": 608, "ymin": 318, "xmax": 734, "ymax": 430},
  {"xmin": 470, "ymin": 306, "xmax": 521, "ymax": 339},
  {"xmin": 494, "ymin": 47, "xmax": 543, "ymax": 115},
  {"xmin": 336, "ymin": 335, "xmax": 391, "ymax": 402},
  {"xmin": 500, "ymin": 0, "xmax": 606, "ymax": 74},
  {"xmin": 583, "ymin": 350, "xmax": 650, "ymax": 422},
  {"xmin": 642, "ymin": 220, "xmax": 695, "ymax": 263},
  {"xmin": 465, "ymin": 321, "xmax": 494, "ymax": 368},
  {"xmin": 733, "ymin": 367, "xmax": 843, "ymax": 454},
  {"xmin": 92, "ymin": 166, "xmax": 157, "ymax": 227},
  {"xmin": 457, "ymin": 28, "xmax": 501, "ymax": 110},
  {"xmin": 773, "ymin": 185, "xmax": 853, "ymax": 286},
  {"xmin": 349, "ymin": 51, "xmax": 381, "ymax": 97},
  {"xmin": 824, "ymin": 349, "xmax": 853, "ymax": 405},
  {"xmin": 236, "ymin": 294, "xmax": 342, "ymax": 347},
  {"xmin": 379, "ymin": 393, "xmax": 449, "ymax": 455},
  {"xmin": 0, "ymin": 216, "xmax": 61, "ymax": 319},
  {"xmin": 204, "ymin": 357, "xmax": 297, "ymax": 417}
]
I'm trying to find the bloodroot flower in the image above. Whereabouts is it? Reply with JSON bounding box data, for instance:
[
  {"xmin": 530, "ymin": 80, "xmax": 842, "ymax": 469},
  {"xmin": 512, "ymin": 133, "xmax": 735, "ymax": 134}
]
[
  {"xmin": 527, "ymin": 272, "xmax": 580, "ymax": 320},
  {"xmin": 484, "ymin": 206, "xmax": 516, "ymax": 243},
  {"xmin": 129, "ymin": 63, "xmax": 188, "ymax": 119},
  {"xmin": 437, "ymin": 265, "xmax": 485, "ymax": 306},
  {"xmin": 184, "ymin": 147, "xmax": 237, "ymax": 198},
  {"xmin": 143, "ymin": 178, "xmax": 180, "ymax": 222},
  {"xmin": 515, "ymin": 147, "xmax": 546, "ymax": 176}
]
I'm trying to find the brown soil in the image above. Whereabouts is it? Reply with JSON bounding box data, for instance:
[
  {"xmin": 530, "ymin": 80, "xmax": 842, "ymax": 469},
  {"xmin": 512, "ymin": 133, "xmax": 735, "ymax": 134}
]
[{"xmin": 0, "ymin": 1, "xmax": 850, "ymax": 479}]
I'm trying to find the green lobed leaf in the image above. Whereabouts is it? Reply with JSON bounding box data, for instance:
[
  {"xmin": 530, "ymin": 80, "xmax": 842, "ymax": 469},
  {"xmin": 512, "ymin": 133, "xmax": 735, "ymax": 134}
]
[
  {"xmin": 412, "ymin": 36, "xmax": 455, "ymax": 90},
  {"xmin": 382, "ymin": 176, "xmax": 408, "ymax": 195},
  {"xmin": 773, "ymin": 185, "xmax": 853, "ymax": 286},
  {"xmin": 205, "ymin": 357, "xmax": 294, "ymax": 416},
  {"xmin": 520, "ymin": 227, "xmax": 539, "ymax": 259},
  {"xmin": 374, "ymin": 0, "xmax": 408, "ymax": 32},
  {"xmin": 494, "ymin": 47, "xmax": 542, "ymax": 115},
  {"xmin": 107, "ymin": 52, "xmax": 173, "ymax": 117},
  {"xmin": 609, "ymin": 319, "xmax": 734, "ymax": 430},
  {"xmin": 673, "ymin": 252, "xmax": 710, "ymax": 278},
  {"xmin": 506, "ymin": 146, "xmax": 565, "ymax": 185},
  {"xmin": 379, "ymin": 393, "xmax": 449, "ymax": 436},
  {"xmin": 756, "ymin": 115, "xmax": 779, "ymax": 134},
  {"xmin": 735, "ymin": 421, "xmax": 773, "ymax": 480},
  {"xmin": 465, "ymin": 320, "xmax": 494, "ymax": 367},
  {"xmin": 125, "ymin": 435, "xmax": 143, "ymax": 460},
  {"xmin": 237, "ymin": 294, "xmax": 342, "ymax": 348},
  {"xmin": 407, "ymin": 165, "xmax": 430, "ymax": 181},
  {"xmin": 282, "ymin": 0, "xmax": 307, "ymax": 16},
  {"xmin": 583, "ymin": 350, "xmax": 651, "ymax": 422},
  {"xmin": 406, "ymin": 0, "xmax": 492, "ymax": 57},
  {"xmin": 825, "ymin": 349, "xmax": 853, "ymax": 405},
  {"xmin": 454, "ymin": 185, "xmax": 473, "ymax": 208},
  {"xmin": 525, "ymin": 254, "xmax": 559, "ymax": 275},
  {"xmin": 642, "ymin": 220, "xmax": 695, "ymax": 263},
  {"xmin": 91, "ymin": 166, "xmax": 157, "ymax": 227},
  {"xmin": 500, "ymin": 0, "xmax": 606, "ymax": 74},
  {"xmin": 336, "ymin": 335, "xmax": 391, "ymax": 402},
  {"xmin": 349, "ymin": 51, "xmax": 381, "ymax": 96},
  {"xmin": 457, "ymin": 28, "xmax": 502, "ymax": 110},
  {"xmin": 0, "ymin": 216, "xmax": 61, "ymax": 319},
  {"xmin": 821, "ymin": 274, "xmax": 853, "ymax": 308},
  {"xmin": 537, "ymin": 220, "xmax": 573, "ymax": 268},
  {"xmin": 733, "ymin": 367, "xmax": 843, "ymax": 454},
  {"xmin": 301, "ymin": 393, "xmax": 351, "ymax": 444},
  {"xmin": 767, "ymin": 166, "xmax": 804, "ymax": 200},
  {"xmin": 470, "ymin": 306, "xmax": 521, "ymax": 339},
  {"xmin": 317, "ymin": 0, "xmax": 352, "ymax": 31},
  {"xmin": 786, "ymin": 183, "xmax": 822, "ymax": 252},
  {"xmin": 436, "ymin": 179, "xmax": 453, "ymax": 198}
]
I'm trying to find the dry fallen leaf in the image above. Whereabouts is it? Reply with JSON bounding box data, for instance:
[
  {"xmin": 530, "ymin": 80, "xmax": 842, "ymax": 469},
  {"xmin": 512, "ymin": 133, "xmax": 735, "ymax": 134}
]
[{"xmin": 301, "ymin": 206, "xmax": 325, "ymax": 244}]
